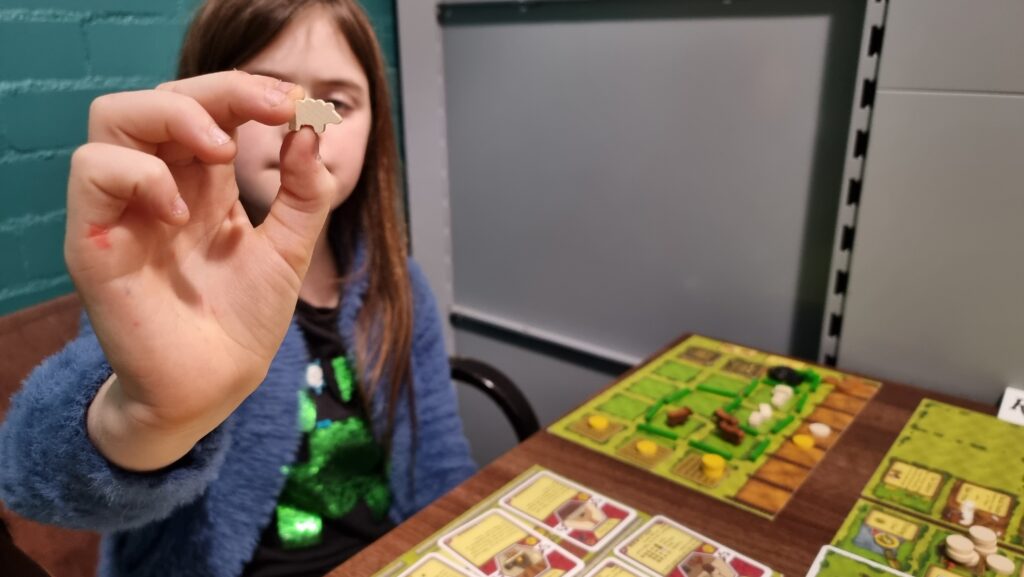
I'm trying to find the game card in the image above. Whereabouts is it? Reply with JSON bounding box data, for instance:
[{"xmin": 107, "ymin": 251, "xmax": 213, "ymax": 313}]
[
  {"xmin": 806, "ymin": 546, "xmax": 913, "ymax": 577},
  {"xmin": 615, "ymin": 516, "xmax": 772, "ymax": 577},
  {"xmin": 499, "ymin": 470, "xmax": 638, "ymax": 551},
  {"xmin": 396, "ymin": 554, "xmax": 478, "ymax": 577},
  {"xmin": 438, "ymin": 509, "xmax": 584, "ymax": 577},
  {"xmin": 581, "ymin": 558, "xmax": 652, "ymax": 577}
]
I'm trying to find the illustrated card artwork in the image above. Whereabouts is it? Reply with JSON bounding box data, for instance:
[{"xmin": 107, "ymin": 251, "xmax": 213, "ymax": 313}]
[
  {"xmin": 581, "ymin": 558, "xmax": 655, "ymax": 577},
  {"xmin": 615, "ymin": 516, "xmax": 772, "ymax": 577},
  {"xmin": 805, "ymin": 546, "xmax": 913, "ymax": 577},
  {"xmin": 499, "ymin": 470, "xmax": 638, "ymax": 551},
  {"xmin": 396, "ymin": 554, "xmax": 478, "ymax": 577},
  {"xmin": 438, "ymin": 509, "xmax": 584, "ymax": 577}
]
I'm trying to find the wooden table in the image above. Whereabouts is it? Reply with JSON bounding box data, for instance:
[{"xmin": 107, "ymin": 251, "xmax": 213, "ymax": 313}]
[{"xmin": 330, "ymin": 354, "xmax": 994, "ymax": 577}]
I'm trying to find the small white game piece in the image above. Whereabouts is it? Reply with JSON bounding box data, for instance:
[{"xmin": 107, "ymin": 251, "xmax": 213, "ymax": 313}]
[
  {"xmin": 998, "ymin": 385, "xmax": 1024, "ymax": 426},
  {"xmin": 771, "ymin": 392, "xmax": 790, "ymax": 408},
  {"xmin": 945, "ymin": 534, "xmax": 974, "ymax": 556},
  {"xmin": 960, "ymin": 501, "xmax": 976, "ymax": 526},
  {"xmin": 946, "ymin": 550, "xmax": 974, "ymax": 566},
  {"xmin": 772, "ymin": 384, "xmax": 792, "ymax": 397},
  {"xmin": 759, "ymin": 403, "xmax": 773, "ymax": 418},
  {"xmin": 969, "ymin": 525, "xmax": 997, "ymax": 547},
  {"xmin": 808, "ymin": 422, "xmax": 831, "ymax": 439},
  {"xmin": 748, "ymin": 412, "xmax": 765, "ymax": 427},
  {"xmin": 987, "ymin": 554, "xmax": 1015, "ymax": 576},
  {"xmin": 289, "ymin": 98, "xmax": 343, "ymax": 133},
  {"xmin": 948, "ymin": 549, "xmax": 980, "ymax": 567},
  {"xmin": 977, "ymin": 543, "xmax": 999, "ymax": 556}
]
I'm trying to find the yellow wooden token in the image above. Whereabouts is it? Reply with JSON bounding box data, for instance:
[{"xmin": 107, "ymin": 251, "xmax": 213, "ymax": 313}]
[
  {"xmin": 704, "ymin": 468, "xmax": 724, "ymax": 481},
  {"xmin": 793, "ymin": 434, "xmax": 815, "ymax": 450},
  {"xmin": 701, "ymin": 453, "xmax": 726, "ymax": 471},
  {"xmin": 636, "ymin": 440, "xmax": 659, "ymax": 457},
  {"xmin": 587, "ymin": 414, "xmax": 610, "ymax": 431}
]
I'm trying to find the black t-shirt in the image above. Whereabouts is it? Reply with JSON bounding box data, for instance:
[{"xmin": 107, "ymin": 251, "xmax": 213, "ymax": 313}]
[{"xmin": 241, "ymin": 299, "xmax": 395, "ymax": 577}]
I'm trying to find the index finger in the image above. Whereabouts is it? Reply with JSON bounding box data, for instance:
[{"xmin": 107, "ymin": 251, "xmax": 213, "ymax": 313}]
[
  {"xmin": 156, "ymin": 71, "xmax": 305, "ymax": 132},
  {"xmin": 87, "ymin": 72, "xmax": 305, "ymax": 161}
]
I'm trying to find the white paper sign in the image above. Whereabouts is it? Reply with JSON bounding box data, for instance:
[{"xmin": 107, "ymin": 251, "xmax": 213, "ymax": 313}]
[{"xmin": 997, "ymin": 386, "xmax": 1024, "ymax": 426}]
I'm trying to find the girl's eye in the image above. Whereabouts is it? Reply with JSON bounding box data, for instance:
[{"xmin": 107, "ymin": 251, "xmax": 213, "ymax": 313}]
[{"xmin": 326, "ymin": 98, "xmax": 351, "ymax": 111}]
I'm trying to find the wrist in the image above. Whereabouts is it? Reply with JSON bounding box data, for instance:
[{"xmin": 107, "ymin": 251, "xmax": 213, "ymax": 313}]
[{"xmin": 87, "ymin": 373, "xmax": 205, "ymax": 472}]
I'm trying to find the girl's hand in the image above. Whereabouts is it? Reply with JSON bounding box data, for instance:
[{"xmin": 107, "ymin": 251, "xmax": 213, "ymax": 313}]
[{"xmin": 69, "ymin": 72, "xmax": 336, "ymax": 470}]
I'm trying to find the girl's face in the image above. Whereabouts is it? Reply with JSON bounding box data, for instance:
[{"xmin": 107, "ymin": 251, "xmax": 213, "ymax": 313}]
[{"xmin": 235, "ymin": 4, "xmax": 371, "ymax": 222}]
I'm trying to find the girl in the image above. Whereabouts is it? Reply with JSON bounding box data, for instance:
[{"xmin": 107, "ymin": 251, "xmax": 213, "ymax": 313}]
[{"xmin": 0, "ymin": 1, "xmax": 477, "ymax": 576}]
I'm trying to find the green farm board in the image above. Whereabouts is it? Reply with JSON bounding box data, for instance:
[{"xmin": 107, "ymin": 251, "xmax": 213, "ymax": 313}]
[
  {"xmin": 831, "ymin": 400, "xmax": 1024, "ymax": 577},
  {"xmin": 548, "ymin": 335, "xmax": 882, "ymax": 519}
]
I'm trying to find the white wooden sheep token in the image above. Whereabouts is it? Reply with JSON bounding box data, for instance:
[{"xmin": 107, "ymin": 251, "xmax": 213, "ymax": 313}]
[{"xmin": 289, "ymin": 98, "xmax": 343, "ymax": 133}]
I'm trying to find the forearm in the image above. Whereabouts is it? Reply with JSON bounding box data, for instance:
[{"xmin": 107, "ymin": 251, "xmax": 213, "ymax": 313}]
[
  {"xmin": 87, "ymin": 374, "xmax": 216, "ymax": 472},
  {"xmin": 0, "ymin": 333, "xmax": 232, "ymax": 531}
]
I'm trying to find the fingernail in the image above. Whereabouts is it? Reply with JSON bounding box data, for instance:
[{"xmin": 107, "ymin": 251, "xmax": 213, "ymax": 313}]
[
  {"xmin": 208, "ymin": 124, "xmax": 231, "ymax": 146},
  {"xmin": 266, "ymin": 80, "xmax": 297, "ymax": 107},
  {"xmin": 171, "ymin": 195, "xmax": 189, "ymax": 217}
]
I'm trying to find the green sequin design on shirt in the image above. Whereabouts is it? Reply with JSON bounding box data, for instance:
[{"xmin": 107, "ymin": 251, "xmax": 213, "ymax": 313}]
[
  {"xmin": 297, "ymin": 390, "xmax": 317, "ymax": 433},
  {"xmin": 332, "ymin": 356, "xmax": 355, "ymax": 402},
  {"xmin": 276, "ymin": 363, "xmax": 391, "ymax": 549},
  {"xmin": 276, "ymin": 505, "xmax": 322, "ymax": 549}
]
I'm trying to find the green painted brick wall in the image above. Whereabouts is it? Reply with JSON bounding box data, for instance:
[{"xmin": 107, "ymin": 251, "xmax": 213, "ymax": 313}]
[
  {"xmin": 0, "ymin": 22, "xmax": 87, "ymax": 79},
  {"xmin": 0, "ymin": 0, "xmax": 400, "ymax": 315}
]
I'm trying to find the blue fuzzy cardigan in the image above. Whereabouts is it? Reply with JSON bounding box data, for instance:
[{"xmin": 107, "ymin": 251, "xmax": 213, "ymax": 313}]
[{"xmin": 0, "ymin": 252, "xmax": 477, "ymax": 577}]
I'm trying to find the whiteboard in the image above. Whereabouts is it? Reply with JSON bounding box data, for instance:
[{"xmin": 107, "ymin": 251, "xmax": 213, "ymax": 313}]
[{"xmin": 441, "ymin": 0, "xmax": 867, "ymax": 361}]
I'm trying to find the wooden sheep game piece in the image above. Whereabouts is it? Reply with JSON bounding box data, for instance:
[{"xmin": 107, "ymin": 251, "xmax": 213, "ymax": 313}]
[{"xmin": 289, "ymin": 98, "xmax": 343, "ymax": 133}]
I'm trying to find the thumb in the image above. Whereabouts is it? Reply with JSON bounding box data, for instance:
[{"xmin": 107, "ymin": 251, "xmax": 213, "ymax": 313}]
[{"xmin": 257, "ymin": 127, "xmax": 336, "ymax": 276}]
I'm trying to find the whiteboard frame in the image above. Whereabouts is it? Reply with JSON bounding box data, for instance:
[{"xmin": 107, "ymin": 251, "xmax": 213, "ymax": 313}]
[{"xmin": 397, "ymin": 0, "xmax": 889, "ymax": 364}]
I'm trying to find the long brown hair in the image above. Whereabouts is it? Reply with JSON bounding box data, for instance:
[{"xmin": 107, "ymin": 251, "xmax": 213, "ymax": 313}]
[{"xmin": 178, "ymin": 0, "xmax": 414, "ymax": 438}]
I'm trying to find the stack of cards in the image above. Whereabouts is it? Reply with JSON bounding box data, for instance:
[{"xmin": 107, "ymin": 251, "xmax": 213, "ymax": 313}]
[
  {"xmin": 614, "ymin": 516, "xmax": 772, "ymax": 577},
  {"xmin": 579, "ymin": 558, "xmax": 651, "ymax": 577},
  {"xmin": 499, "ymin": 471, "xmax": 637, "ymax": 552},
  {"xmin": 398, "ymin": 554, "xmax": 484, "ymax": 577},
  {"xmin": 438, "ymin": 509, "xmax": 584, "ymax": 577},
  {"xmin": 391, "ymin": 468, "xmax": 777, "ymax": 577}
]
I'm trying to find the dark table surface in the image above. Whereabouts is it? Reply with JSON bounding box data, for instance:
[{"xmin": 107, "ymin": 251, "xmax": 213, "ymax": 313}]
[{"xmin": 328, "ymin": 338, "xmax": 994, "ymax": 577}]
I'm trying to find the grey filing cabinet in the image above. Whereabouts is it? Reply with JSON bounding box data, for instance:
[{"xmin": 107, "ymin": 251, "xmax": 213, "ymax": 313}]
[{"xmin": 835, "ymin": 0, "xmax": 1024, "ymax": 403}]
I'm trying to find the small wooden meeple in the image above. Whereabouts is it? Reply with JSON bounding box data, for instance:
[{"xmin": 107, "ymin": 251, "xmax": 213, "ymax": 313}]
[{"xmin": 289, "ymin": 98, "xmax": 343, "ymax": 133}]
